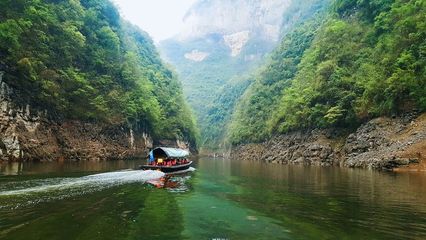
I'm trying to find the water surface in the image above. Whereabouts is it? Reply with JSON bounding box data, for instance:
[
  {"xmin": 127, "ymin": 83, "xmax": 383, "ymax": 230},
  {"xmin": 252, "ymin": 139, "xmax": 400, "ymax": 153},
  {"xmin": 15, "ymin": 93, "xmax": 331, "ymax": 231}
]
[{"xmin": 1, "ymin": 158, "xmax": 426, "ymax": 239}]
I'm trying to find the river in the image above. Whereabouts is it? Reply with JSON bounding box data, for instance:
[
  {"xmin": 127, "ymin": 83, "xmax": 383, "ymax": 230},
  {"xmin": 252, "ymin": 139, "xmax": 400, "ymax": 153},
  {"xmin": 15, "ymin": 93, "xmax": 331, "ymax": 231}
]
[{"xmin": 1, "ymin": 158, "xmax": 426, "ymax": 239}]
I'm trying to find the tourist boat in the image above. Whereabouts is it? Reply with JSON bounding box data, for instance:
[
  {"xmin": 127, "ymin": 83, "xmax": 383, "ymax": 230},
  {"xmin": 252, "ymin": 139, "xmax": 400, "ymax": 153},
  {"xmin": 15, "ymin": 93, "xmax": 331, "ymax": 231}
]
[{"xmin": 139, "ymin": 147, "xmax": 192, "ymax": 173}]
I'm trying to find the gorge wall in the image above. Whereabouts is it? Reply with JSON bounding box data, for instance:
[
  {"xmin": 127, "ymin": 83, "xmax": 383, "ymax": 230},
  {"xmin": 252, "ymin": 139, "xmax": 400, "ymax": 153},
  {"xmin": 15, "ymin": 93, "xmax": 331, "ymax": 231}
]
[
  {"xmin": 231, "ymin": 113, "xmax": 426, "ymax": 170},
  {"xmin": 0, "ymin": 73, "xmax": 188, "ymax": 162},
  {"xmin": 160, "ymin": 0, "xmax": 331, "ymax": 149},
  {"xmin": 0, "ymin": 0, "xmax": 197, "ymax": 162},
  {"xmin": 227, "ymin": 0, "xmax": 426, "ymax": 171}
]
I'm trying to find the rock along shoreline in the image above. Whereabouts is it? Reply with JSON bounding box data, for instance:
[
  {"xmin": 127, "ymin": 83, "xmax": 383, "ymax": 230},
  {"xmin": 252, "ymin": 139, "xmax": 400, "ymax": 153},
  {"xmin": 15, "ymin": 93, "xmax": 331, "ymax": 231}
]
[{"xmin": 231, "ymin": 113, "xmax": 426, "ymax": 170}]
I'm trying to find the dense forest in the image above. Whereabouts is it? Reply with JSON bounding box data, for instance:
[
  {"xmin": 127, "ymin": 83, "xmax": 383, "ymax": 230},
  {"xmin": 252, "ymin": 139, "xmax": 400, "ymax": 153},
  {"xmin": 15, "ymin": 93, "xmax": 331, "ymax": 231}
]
[
  {"xmin": 201, "ymin": 0, "xmax": 331, "ymax": 149},
  {"xmin": 0, "ymin": 0, "xmax": 198, "ymax": 146},
  {"xmin": 229, "ymin": 0, "xmax": 426, "ymax": 144}
]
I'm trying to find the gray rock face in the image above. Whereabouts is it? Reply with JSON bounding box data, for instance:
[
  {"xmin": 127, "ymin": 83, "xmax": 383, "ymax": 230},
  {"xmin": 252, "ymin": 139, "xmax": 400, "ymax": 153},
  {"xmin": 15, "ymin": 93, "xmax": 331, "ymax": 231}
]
[
  {"xmin": 232, "ymin": 130, "xmax": 341, "ymax": 167},
  {"xmin": 178, "ymin": 0, "xmax": 291, "ymax": 42},
  {"xmin": 0, "ymin": 72, "xmax": 31, "ymax": 160},
  {"xmin": 343, "ymin": 115, "xmax": 425, "ymax": 170},
  {"xmin": 231, "ymin": 113, "xmax": 426, "ymax": 170}
]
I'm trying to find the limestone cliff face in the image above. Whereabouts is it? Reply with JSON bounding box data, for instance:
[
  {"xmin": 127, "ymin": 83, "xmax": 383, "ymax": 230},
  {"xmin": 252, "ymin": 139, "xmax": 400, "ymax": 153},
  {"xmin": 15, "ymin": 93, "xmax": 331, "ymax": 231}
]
[
  {"xmin": 179, "ymin": 0, "xmax": 291, "ymax": 43},
  {"xmin": 0, "ymin": 73, "xmax": 190, "ymax": 162},
  {"xmin": 184, "ymin": 50, "xmax": 210, "ymax": 61},
  {"xmin": 173, "ymin": 0, "xmax": 291, "ymax": 60}
]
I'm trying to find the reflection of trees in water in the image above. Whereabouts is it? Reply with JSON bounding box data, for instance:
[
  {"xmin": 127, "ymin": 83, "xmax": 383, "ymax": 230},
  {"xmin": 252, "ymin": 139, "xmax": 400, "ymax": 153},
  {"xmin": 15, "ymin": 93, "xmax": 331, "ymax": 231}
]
[
  {"xmin": 0, "ymin": 161, "xmax": 23, "ymax": 175},
  {"xmin": 223, "ymin": 159, "xmax": 426, "ymax": 239},
  {"xmin": 129, "ymin": 189, "xmax": 184, "ymax": 239},
  {"xmin": 1, "ymin": 184, "xmax": 185, "ymax": 239},
  {"xmin": 230, "ymin": 160, "xmax": 426, "ymax": 204},
  {"xmin": 0, "ymin": 185, "xmax": 152, "ymax": 239}
]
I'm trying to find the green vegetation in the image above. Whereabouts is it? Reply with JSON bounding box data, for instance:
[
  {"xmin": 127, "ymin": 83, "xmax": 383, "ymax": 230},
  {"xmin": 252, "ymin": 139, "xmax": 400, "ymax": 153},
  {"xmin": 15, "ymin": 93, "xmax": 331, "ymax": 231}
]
[
  {"xmin": 160, "ymin": 32, "xmax": 271, "ymax": 149},
  {"xmin": 202, "ymin": 74, "xmax": 254, "ymax": 148},
  {"xmin": 229, "ymin": 19, "xmax": 324, "ymax": 144},
  {"xmin": 160, "ymin": 0, "xmax": 332, "ymax": 149},
  {"xmin": 0, "ymin": 0, "xmax": 198, "ymax": 145},
  {"xmin": 229, "ymin": 0, "xmax": 426, "ymax": 144},
  {"xmin": 3, "ymin": 0, "xmax": 423, "ymax": 149},
  {"xmin": 161, "ymin": 36, "xmax": 251, "ymax": 117}
]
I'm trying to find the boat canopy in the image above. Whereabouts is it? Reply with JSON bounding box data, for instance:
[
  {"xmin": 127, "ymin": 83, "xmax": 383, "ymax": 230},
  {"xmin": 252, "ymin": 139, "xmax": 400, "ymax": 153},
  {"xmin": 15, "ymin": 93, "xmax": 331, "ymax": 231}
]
[{"xmin": 150, "ymin": 147, "xmax": 190, "ymax": 159}]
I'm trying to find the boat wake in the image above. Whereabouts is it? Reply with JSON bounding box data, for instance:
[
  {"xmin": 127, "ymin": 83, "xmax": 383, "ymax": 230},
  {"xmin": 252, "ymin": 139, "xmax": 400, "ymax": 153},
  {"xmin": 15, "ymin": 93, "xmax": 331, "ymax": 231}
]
[
  {"xmin": 165, "ymin": 166, "xmax": 196, "ymax": 175},
  {"xmin": 0, "ymin": 170, "xmax": 165, "ymax": 209}
]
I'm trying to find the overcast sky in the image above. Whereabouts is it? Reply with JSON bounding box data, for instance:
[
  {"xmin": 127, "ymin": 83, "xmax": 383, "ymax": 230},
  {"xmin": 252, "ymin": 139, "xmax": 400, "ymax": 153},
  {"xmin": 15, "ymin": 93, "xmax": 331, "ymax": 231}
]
[{"xmin": 112, "ymin": 0, "xmax": 197, "ymax": 42}]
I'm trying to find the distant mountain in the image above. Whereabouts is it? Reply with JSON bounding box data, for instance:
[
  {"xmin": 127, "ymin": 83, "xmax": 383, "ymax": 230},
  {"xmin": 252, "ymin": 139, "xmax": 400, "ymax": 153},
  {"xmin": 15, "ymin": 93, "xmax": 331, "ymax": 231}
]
[{"xmin": 159, "ymin": 0, "xmax": 331, "ymax": 149}]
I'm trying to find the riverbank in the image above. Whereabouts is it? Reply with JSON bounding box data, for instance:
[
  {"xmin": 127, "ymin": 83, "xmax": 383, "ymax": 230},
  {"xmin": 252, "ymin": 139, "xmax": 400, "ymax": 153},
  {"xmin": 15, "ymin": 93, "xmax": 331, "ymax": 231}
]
[{"xmin": 231, "ymin": 113, "xmax": 426, "ymax": 170}]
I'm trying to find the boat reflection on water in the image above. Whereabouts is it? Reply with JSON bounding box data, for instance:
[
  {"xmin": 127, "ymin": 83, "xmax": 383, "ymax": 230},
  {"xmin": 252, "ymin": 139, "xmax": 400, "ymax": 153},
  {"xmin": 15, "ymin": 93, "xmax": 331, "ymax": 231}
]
[{"xmin": 147, "ymin": 167, "xmax": 195, "ymax": 192}]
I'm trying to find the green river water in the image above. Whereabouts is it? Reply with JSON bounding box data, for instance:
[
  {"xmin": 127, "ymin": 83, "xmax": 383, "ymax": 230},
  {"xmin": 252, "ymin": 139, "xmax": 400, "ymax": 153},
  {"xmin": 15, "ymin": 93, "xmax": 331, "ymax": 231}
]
[{"xmin": 1, "ymin": 158, "xmax": 426, "ymax": 240}]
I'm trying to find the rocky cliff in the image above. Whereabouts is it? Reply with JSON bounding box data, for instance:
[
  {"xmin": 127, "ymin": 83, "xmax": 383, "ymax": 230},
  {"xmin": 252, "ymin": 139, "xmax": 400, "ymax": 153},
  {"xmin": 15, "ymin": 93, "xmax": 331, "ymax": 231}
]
[
  {"xmin": 178, "ymin": 0, "xmax": 291, "ymax": 43},
  {"xmin": 0, "ymin": 73, "xmax": 189, "ymax": 162},
  {"xmin": 165, "ymin": 0, "xmax": 292, "ymax": 67},
  {"xmin": 231, "ymin": 113, "xmax": 426, "ymax": 170}
]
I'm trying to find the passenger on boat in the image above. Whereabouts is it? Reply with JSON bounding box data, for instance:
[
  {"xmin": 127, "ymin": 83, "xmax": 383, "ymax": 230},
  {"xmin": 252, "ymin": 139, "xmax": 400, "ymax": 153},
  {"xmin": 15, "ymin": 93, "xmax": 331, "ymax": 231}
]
[{"xmin": 157, "ymin": 158, "xmax": 164, "ymax": 166}]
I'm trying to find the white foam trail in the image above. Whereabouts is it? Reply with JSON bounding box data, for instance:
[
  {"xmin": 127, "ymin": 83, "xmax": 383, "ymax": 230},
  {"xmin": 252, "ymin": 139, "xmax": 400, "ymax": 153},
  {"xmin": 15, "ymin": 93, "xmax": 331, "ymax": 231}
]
[
  {"xmin": 0, "ymin": 170, "xmax": 165, "ymax": 197},
  {"xmin": 165, "ymin": 167, "xmax": 196, "ymax": 175}
]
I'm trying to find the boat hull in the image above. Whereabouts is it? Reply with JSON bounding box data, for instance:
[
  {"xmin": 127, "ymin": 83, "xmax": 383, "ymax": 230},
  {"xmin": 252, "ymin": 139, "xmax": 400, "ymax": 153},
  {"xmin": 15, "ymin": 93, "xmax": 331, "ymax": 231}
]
[{"xmin": 139, "ymin": 161, "xmax": 193, "ymax": 173}]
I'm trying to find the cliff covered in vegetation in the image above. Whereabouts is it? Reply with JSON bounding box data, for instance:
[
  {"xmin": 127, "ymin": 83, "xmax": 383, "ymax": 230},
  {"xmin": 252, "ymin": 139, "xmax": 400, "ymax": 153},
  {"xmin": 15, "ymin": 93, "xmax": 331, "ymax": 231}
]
[
  {"xmin": 229, "ymin": 0, "xmax": 426, "ymax": 144},
  {"xmin": 228, "ymin": 0, "xmax": 426, "ymax": 169},
  {"xmin": 160, "ymin": 0, "xmax": 331, "ymax": 149},
  {"xmin": 0, "ymin": 0, "xmax": 197, "ymax": 161}
]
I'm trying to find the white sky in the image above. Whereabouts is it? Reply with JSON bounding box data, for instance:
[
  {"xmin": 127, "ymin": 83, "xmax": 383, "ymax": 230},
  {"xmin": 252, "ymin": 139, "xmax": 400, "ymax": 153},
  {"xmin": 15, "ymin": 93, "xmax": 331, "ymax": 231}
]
[{"xmin": 112, "ymin": 0, "xmax": 197, "ymax": 42}]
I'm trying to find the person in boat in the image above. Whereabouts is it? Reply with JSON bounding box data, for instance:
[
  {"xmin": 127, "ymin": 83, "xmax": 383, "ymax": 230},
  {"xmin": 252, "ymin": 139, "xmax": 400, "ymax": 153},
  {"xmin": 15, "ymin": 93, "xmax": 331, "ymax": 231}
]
[
  {"xmin": 140, "ymin": 147, "xmax": 192, "ymax": 172},
  {"xmin": 157, "ymin": 158, "xmax": 164, "ymax": 166},
  {"xmin": 149, "ymin": 150, "xmax": 155, "ymax": 165}
]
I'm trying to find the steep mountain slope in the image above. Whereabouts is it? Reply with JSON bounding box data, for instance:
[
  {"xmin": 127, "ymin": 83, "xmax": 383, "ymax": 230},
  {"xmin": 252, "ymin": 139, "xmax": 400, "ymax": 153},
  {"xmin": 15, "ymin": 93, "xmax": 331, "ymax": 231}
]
[
  {"xmin": 0, "ymin": 0, "xmax": 197, "ymax": 161},
  {"xmin": 160, "ymin": 0, "xmax": 331, "ymax": 149},
  {"xmin": 228, "ymin": 18, "xmax": 325, "ymax": 144},
  {"xmin": 229, "ymin": 0, "xmax": 426, "ymax": 145},
  {"xmin": 160, "ymin": 0, "xmax": 290, "ymax": 119}
]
